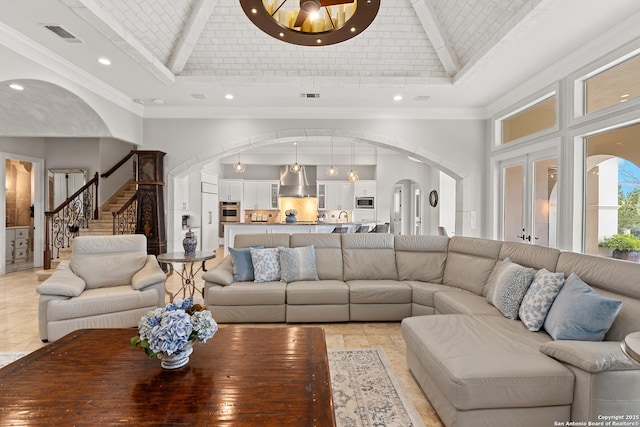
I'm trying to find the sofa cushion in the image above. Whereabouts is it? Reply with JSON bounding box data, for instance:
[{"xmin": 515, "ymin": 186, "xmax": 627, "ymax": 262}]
[
  {"xmin": 291, "ymin": 234, "xmax": 343, "ymax": 281},
  {"xmin": 401, "ymin": 315, "xmax": 574, "ymax": 410},
  {"xmin": 540, "ymin": 341, "xmax": 639, "ymax": 373},
  {"xmin": 443, "ymin": 236, "xmax": 502, "ymax": 295},
  {"xmin": 342, "ymin": 234, "xmax": 398, "ymax": 281},
  {"xmin": 406, "ymin": 281, "xmax": 459, "ymax": 308},
  {"xmin": 279, "ymin": 246, "xmax": 318, "ymax": 282},
  {"xmin": 556, "ymin": 251, "xmax": 640, "ymax": 341},
  {"xmin": 498, "ymin": 241, "xmax": 560, "ymax": 273},
  {"xmin": 486, "ymin": 260, "xmax": 534, "ymax": 319},
  {"xmin": 544, "ymin": 273, "xmax": 622, "ymax": 341},
  {"xmin": 519, "ymin": 268, "xmax": 565, "ymax": 331},
  {"xmin": 286, "ymin": 280, "xmax": 349, "ymax": 305},
  {"xmin": 235, "ymin": 233, "xmax": 290, "ymax": 249},
  {"xmin": 47, "ymin": 285, "xmax": 159, "ymax": 321},
  {"xmin": 348, "ymin": 280, "xmax": 411, "ymax": 304},
  {"xmin": 206, "ymin": 282, "xmax": 286, "ymax": 305},
  {"xmin": 70, "ymin": 235, "xmax": 147, "ymax": 290},
  {"xmin": 394, "ymin": 235, "xmax": 449, "ymax": 283},
  {"xmin": 250, "ymin": 247, "xmax": 281, "ymax": 283},
  {"xmin": 434, "ymin": 290, "xmax": 501, "ymax": 316},
  {"xmin": 229, "ymin": 246, "xmax": 263, "ymax": 282}
]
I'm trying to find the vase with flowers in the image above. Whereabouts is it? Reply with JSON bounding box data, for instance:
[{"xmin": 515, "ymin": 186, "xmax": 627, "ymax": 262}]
[
  {"xmin": 285, "ymin": 209, "xmax": 297, "ymax": 223},
  {"xmin": 130, "ymin": 296, "xmax": 218, "ymax": 369}
]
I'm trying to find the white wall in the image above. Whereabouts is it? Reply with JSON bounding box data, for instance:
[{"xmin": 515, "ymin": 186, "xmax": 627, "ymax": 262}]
[
  {"xmin": 0, "ymin": 137, "xmax": 46, "ymax": 158},
  {"xmin": 98, "ymin": 138, "xmax": 137, "ymax": 205}
]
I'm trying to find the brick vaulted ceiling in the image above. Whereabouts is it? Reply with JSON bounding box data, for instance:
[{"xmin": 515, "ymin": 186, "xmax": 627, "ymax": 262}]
[{"xmin": 1, "ymin": 0, "xmax": 640, "ymax": 118}]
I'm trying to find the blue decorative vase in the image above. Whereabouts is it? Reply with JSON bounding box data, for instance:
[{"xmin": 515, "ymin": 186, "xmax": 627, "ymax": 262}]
[
  {"xmin": 183, "ymin": 229, "xmax": 197, "ymax": 256},
  {"xmin": 286, "ymin": 215, "xmax": 297, "ymax": 223}
]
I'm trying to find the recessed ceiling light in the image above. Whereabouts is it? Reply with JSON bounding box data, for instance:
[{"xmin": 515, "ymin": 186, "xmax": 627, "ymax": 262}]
[
  {"xmin": 133, "ymin": 99, "xmax": 145, "ymax": 104},
  {"xmin": 9, "ymin": 83, "xmax": 24, "ymax": 91},
  {"xmin": 225, "ymin": 94, "xmax": 234, "ymax": 100},
  {"xmin": 152, "ymin": 98, "xmax": 164, "ymax": 105},
  {"xmin": 98, "ymin": 57, "xmax": 111, "ymax": 66},
  {"xmin": 393, "ymin": 95, "xmax": 403, "ymax": 101},
  {"xmin": 407, "ymin": 156, "xmax": 423, "ymax": 163}
]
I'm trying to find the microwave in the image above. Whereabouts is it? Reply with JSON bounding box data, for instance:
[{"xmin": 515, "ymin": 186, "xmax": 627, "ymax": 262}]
[{"xmin": 355, "ymin": 197, "xmax": 375, "ymax": 209}]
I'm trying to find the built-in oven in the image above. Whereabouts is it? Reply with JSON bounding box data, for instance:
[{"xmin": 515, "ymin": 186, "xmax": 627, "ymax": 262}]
[
  {"xmin": 355, "ymin": 196, "xmax": 375, "ymax": 209},
  {"xmin": 219, "ymin": 201, "xmax": 241, "ymax": 238}
]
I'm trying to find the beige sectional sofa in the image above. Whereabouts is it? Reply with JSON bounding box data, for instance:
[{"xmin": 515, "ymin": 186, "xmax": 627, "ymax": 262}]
[{"xmin": 202, "ymin": 233, "xmax": 640, "ymax": 426}]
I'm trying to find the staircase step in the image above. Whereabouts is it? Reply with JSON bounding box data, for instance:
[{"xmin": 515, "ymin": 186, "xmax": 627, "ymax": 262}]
[{"xmin": 36, "ymin": 269, "xmax": 53, "ymax": 282}]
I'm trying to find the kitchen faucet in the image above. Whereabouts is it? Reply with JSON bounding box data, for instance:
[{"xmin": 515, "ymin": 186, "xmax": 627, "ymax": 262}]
[{"xmin": 338, "ymin": 211, "xmax": 348, "ymax": 221}]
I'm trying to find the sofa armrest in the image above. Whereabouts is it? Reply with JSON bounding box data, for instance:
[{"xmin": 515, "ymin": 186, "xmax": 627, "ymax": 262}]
[
  {"xmin": 202, "ymin": 257, "xmax": 234, "ymax": 286},
  {"xmin": 132, "ymin": 255, "xmax": 167, "ymax": 290},
  {"xmin": 540, "ymin": 340, "xmax": 640, "ymax": 373},
  {"xmin": 36, "ymin": 261, "xmax": 86, "ymax": 297}
]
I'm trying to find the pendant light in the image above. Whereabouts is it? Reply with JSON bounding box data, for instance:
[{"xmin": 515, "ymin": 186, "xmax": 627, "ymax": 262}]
[
  {"xmin": 289, "ymin": 142, "xmax": 302, "ymax": 173},
  {"xmin": 347, "ymin": 141, "xmax": 359, "ymax": 182},
  {"xmin": 326, "ymin": 140, "xmax": 338, "ymax": 176},
  {"xmin": 232, "ymin": 152, "xmax": 246, "ymax": 173}
]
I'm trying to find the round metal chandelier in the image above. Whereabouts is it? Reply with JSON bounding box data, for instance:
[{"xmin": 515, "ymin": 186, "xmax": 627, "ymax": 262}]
[{"xmin": 240, "ymin": 0, "xmax": 380, "ymax": 47}]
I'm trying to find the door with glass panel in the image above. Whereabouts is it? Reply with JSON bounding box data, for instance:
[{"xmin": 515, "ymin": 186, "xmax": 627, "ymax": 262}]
[{"xmin": 500, "ymin": 151, "xmax": 558, "ymax": 247}]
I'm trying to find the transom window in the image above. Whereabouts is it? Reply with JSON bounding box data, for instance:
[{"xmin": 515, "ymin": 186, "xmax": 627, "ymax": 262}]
[
  {"xmin": 584, "ymin": 53, "xmax": 640, "ymax": 115},
  {"xmin": 500, "ymin": 94, "xmax": 557, "ymax": 144}
]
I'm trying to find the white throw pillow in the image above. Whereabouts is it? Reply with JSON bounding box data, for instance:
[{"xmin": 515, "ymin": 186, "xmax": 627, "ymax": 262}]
[{"xmin": 249, "ymin": 247, "xmax": 281, "ymax": 283}]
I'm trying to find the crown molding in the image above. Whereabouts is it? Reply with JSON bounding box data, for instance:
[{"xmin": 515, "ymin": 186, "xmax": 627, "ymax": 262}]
[{"xmin": 141, "ymin": 105, "xmax": 486, "ymax": 120}]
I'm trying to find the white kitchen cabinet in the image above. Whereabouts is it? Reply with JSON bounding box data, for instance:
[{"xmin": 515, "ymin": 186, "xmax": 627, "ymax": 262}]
[
  {"xmin": 6, "ymin": 226, "xmax": 29, "ymax": 263},
  {"xmin": 243, "ymin": 181, "xmax": 278, "ymax": 210},
  {"xmin": 354, "ymin": 180, "xmax": 377, "ymax": 197},
  {"xmin": 321, "ymin": 181, "xmax": 354, "ymax": 211},
  {"xmin": 201, "ymin": 188, "xmax": 219, "ymax": 253},
  {"xmin": 219, "ymin": 179, "xmax": 243, "ymax": 201}
]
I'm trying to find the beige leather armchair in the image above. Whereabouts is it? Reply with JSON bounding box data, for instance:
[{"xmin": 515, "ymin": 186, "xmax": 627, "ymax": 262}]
[{"xmin": 37, "ymin": 235, "xmax": 166, "ymax": 342}]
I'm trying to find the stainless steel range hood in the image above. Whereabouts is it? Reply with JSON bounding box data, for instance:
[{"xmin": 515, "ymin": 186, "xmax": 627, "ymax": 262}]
[{"xmin": 278, "ymin": 165, "xmax": 317, "ymax": 198}]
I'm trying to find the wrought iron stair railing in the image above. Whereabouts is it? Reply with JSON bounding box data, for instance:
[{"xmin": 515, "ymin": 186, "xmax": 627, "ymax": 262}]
[
  {"xmin": 44, "ymin": 172, "xmax": 99, "ymax": 269},
  {"xmin": 113, "ymin": 193, "xmax": 137, "ymax": 235}
]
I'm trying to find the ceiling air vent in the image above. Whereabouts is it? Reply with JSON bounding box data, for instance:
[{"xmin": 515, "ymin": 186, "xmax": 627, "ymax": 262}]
[
  {"xmin": 301, "ymin": 93, "xmax": 320, "ymax": 99},
  {"xmin": 43, "ymin": 25, "xmax": 83, "ymax": 43},
  {"xmin": 191, "ymin": 93, "xmax": 208, "ymax": 100},
  {"xmin": 413, "ymin": 95, "xmax": 431, "ymax": 102}
]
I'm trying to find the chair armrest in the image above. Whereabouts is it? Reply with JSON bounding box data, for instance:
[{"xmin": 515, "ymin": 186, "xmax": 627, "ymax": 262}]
[
  {"xmin": 202, "ymin": 257, "xmax": 234, "ymax": 286},
  {"xmin": 540, "ymin": 340, "xmax": 640, "ymax": 373},
  {"xmin": 132, "ymin": 255, "xmax": 167, "ymax": 290},
  {"xmin": 36, "ymin": 261, "xmax": 86, "ymax": 297}
]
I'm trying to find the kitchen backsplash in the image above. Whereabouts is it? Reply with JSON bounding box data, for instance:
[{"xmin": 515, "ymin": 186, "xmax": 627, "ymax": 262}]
[{"xmin": 244, "ymin": 210, "xmax": 280, "ymax": 223}]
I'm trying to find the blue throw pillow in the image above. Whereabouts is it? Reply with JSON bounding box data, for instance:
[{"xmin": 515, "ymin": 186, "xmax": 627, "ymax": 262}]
[
  {"xmin": 279, "ymin": 245, "xmax": 319, "ymax": 282},
  {"xmin": 544, "ymin": 273, "xmax": 622, "ymax": 341},
  {"xmin": 519, "ymin": 268, "xmax": 565, "ymax": 332},
  {"xmin": 229, "ymin": 246, "xmax": 263, "ymax": 282}
]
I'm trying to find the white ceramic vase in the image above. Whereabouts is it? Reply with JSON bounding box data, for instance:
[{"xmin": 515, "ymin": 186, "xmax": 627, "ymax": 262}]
[{"xmin": 158, "ymin": 341, "xmax": 193, "ymax": 370}]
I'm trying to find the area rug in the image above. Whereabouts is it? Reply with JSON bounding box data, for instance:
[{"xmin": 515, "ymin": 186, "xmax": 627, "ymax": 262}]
[
  {"xmin": 0, "ymin": 352, "xmax": 28, "ymax": 368},
  {"xmin": 1, "ymin": 349, "xmax": 424, "ymax": 427},
  {"xmin": 329, "ymin": 347, "xmax": 425, "ymax": 427}
]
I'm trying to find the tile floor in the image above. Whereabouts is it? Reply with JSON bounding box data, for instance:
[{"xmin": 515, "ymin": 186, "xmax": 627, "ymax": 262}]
[{"xmin": 0, "ymin": 258, "xmax": 443, "ymax": 427}]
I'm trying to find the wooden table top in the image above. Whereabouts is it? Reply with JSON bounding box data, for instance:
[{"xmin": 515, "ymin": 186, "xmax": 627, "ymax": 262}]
[{"xmin": 0, "ymin": 327, "xmax": 335, "ymax": 426}]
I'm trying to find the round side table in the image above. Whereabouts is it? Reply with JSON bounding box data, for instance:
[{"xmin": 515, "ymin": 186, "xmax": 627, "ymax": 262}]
[
  {"xmin": 157, "ymin": 251, "xmax": 216, "ymax": 302},
  {"xmin": 621, "ymin": 332, "xmax": 640, "ymax": 363}
]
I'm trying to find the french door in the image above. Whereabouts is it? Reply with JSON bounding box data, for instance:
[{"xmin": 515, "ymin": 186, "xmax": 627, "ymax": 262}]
[{"xmin": 500, "ymin": 149, "xmax": 558, "ymax": 247}]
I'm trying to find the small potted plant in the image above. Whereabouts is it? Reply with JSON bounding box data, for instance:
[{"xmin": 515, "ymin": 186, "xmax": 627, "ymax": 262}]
[
  {"xmin": 598, "ymin": 233, "xmax": 640, "ymax": 262},
  {"xmin": 285, "ymin": 209, "xmax": 297, "ymax": 223}
]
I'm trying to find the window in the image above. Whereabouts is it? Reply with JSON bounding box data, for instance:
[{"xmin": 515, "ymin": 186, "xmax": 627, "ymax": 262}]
[
  {"xmin": 500, "ymin": 95, "xmax": 557, "ymax": 144},
  {"xmin": 584, "ymin": 54, "xmax": 640, "ymax": 115},
  {"xmin": 584, "ymin": 122, "xmax": 640, "ymax": 256}
]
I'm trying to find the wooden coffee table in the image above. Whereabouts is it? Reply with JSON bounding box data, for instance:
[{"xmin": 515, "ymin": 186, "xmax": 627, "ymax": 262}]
[{"xmin": 0, "ymin": 327, "xmax": 335, "ymax": 426}]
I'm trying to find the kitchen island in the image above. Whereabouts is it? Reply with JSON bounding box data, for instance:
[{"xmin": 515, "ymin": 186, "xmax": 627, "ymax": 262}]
[{"xmin": 223, "ymin": 222, "xmax": 372, "ymax": 256}]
